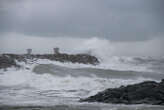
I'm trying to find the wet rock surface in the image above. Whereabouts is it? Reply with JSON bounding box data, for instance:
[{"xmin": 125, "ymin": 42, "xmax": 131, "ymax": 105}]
[
  {"xmin": 33, "ymin": 53, "xmax": 99, "ymax": 65},
  {"xmin": 81, "ymin": 79, "xmax": 164, "ymax": 105},
  {"xmin": 0, "ymin": 54, "xmax": 20, "ymax": 69},
  {"xmin": 0, "ymin": 53, "xmax": 99, "ymax": 69}
]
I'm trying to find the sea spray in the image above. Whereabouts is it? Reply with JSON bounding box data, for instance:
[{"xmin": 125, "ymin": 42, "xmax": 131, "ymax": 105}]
[{"xmin": 77, "ymin": 37, "xmax": 113, "ymax": 62}]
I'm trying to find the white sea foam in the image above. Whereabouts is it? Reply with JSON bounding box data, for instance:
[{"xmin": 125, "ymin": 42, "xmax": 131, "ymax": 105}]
[
  {"xmin": 0, "ymin": 55, "xmax": 161, "ymax": 106},
  {"xmin": 28, "ymin": 57, "xmax": 154, "ymax": 72},
  {"xmin": 0, "ymin": 68, "xmax": 154, "ymax": 98},
  {"xmin": 0, "ymin": 36, "xmax": 163, "ymax": 105}
]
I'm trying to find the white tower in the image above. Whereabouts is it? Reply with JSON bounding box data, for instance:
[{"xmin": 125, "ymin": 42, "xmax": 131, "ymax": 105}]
[
  {"xmin": 27, "ymin": 49, "xmax": 32, "ymax": 55},
  {"xmin": 53, "ymin": 48, "xmax": 59, "ymax": 54}
]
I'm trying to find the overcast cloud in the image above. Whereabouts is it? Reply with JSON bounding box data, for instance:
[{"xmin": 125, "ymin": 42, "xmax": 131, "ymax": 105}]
[
  {"xmin": 0, "ymin": 0, "xmax": 164, "ymax": 56},
  {"xmin": 1, "ymin": 0, "xmax": 164, "ymax": 40}
]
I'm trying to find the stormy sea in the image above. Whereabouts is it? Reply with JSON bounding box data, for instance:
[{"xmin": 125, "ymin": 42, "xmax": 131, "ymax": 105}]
[{"xmin": 0, "ymin": 53, "xmax": 164, "ymax": 110}]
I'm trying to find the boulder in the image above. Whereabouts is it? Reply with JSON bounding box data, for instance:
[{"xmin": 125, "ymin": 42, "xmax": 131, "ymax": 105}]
[
  {"xmin": 80, "ymin": 79, "xmax": 164, "ymax": 105},
  {"xmin": 0, "ymin": 55, "xmax": 19, "ymax": 69}
]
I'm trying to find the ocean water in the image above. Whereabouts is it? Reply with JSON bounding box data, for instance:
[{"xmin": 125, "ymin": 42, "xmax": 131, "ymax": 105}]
[{"xmin": 0, "ymin": 56, "xmax": 164, "ymax": 110}]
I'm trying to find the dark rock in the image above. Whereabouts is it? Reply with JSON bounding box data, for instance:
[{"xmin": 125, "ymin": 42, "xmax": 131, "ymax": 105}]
[
  {"xmin": 80, "ymin": 79, "xmax": 164, "ymax": 105},
  {"xmin": 34, "ymin": 53, "xmax": 99, "ymax": 65},
  {"xmin": 0, "ymin": 54, "xmax": 20, "ymax": 69}
]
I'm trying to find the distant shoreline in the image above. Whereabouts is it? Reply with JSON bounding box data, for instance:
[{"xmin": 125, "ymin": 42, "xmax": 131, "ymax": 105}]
[{"xmin": 0, "ymin": 53, "xmax": 99, "ymax": 69}]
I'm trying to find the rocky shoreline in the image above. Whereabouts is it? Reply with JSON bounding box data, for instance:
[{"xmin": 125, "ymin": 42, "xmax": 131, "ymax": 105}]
[
  {"xmin": 80, "ymin": 79, "xmax": 164, "ymax": 105},
  {"xmin": 0, "ymin": 53, "xmax": 99, "ymax": 69}
]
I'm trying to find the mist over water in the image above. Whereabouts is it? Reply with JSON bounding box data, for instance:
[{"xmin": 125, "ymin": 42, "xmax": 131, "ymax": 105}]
[
  {"xmin": 0, "ymin": 33, "xmax": 164, "ymax": 57},
  {"xmin": 0, "ymin": 0, "xmax": 164, "ymax": 109},
  {"xmin": 0, "ymin": 34, "xmax": 164, "ymax": 110},
  {"xmin": 0, "ymin": 56, "xmax": 164, "ymax": 110}
]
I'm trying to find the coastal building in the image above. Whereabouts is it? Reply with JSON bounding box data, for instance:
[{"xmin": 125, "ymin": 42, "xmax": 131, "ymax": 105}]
[
  {"xmin": 53, "ymin": 48, "xmax": 60, "ymax": 54},
  {"xmin": 27, "ymin": 49, "xmax": 32, "ymax": 55}
]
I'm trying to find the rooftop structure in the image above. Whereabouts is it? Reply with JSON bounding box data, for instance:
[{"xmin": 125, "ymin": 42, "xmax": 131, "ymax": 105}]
[
  {"xmin": 27, "ymin": 49, "xmax": 32, "ymax": 55},
  {"xmin": 53, "ymin": 48, "xmax": 60, "ymax": 54}
]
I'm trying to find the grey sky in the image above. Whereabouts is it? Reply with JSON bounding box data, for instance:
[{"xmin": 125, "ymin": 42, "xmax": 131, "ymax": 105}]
[
  {"xmin": 0, "ymin": 0, "xmax": 164, "ymax": 56},
  {"xmin": 0, "ymin": 0, "xmax": 164, "ymax": 41}
]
